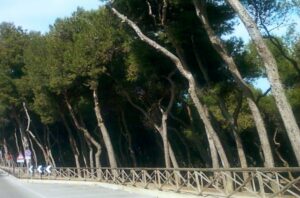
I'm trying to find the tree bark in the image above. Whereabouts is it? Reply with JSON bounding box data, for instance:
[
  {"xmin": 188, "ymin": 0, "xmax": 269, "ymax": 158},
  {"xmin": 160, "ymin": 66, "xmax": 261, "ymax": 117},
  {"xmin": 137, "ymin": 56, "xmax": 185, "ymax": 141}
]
[
  {"xmin": 92, "ymin": 85, "xmax": 117, "ymax": 168},
  {"xmin": 14, "ymin": 130, "xmax": 20, "ymax": 154},
  {"xmin": 60, "ymin": 112, "xmax": 81, "ymax": 170},
  {"xmin": 64, "ymin": 93, "xmax": 102, "ymax": 168},
  {"xmin": 193, "ymin": 0, "xmax": 274, "ymax": 167},
  {"xmin": 206, "ymin": 126, "xmax": 220, "ymax": 168},
  {"xmin": 185, "ymin": 104, "xmax": 210, "ymax": 166},
  {"xmin": 157, "ymin": 74, "xmax": 176, "ymax": 168},
  {"xmin": 161, "ymin": 113, "xmax": 171, "ymax": 168},
  {"xmin": 78, "ymin": 115, "xmax": 95, "ymax": 168},
  {"xmin": 3, "ymin": 139, "xmax": 10, "ymax": 167},
  {"xmin": 12, "ymin": 107, "xmax": 30, "ymax": 167},
  {"xmin": 123, "ymin": 90, "xmax": 179, "ymax": 168},
  {"xmin": 23, "ymin": 102, "xmax": 52, "ymax": 166},
  {"xmin": 226, "ymin": 0, "xmax": 300, "ymax": 165},
  {"xmin": 192, "ymin": 38, "xmax": 249, "ymax": 170},
  {"xmin": 170, "ymin": 127, "xmax": 192, "ymax": 167},
  {"xmin": 174, "ymin": 43, "xmax": 221, "ymax": 168},
  {"xmin": 111, "ymin": 7, "xmax": 230, "ymax": 168},
  {"xmin": 78, "ymin": 132, "xmax": 89, "ymax": 168},
  {"xmin": 46, "ymin": 128, "xmax": 56, "ymax": 167},
  {"xmin": 168, "ymin": 143, "xmax": 179, "ymax": 168},
  {"xmin": 28, "ymin": 137, "xmax": 38, "ymax": 167}
]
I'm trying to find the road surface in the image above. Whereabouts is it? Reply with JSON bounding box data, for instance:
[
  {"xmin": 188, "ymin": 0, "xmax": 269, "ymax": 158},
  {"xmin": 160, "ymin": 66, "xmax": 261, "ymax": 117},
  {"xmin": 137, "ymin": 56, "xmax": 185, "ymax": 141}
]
[{"xmin": 0, "ymin": 171, "xmax": 155, "ymax": 198}]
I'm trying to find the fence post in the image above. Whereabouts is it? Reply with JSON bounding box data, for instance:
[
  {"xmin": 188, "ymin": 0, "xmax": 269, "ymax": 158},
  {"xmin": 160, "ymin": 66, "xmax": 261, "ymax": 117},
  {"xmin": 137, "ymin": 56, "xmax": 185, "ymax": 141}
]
[{"xmin": 257, "ymin": 171, "xmax": 266, "ymax": 198}]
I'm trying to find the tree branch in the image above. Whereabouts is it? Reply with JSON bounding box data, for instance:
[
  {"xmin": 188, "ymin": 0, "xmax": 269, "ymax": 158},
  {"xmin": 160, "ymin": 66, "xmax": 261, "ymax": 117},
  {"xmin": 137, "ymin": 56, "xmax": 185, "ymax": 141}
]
[
  {"xmin": 256, "ymin": 87, "xmax": 271, "ymax": 103},
  {"xmin": 109, "ymin": 6, "xmax": 193, "ymax": 81},
  {"xmin": 22, "ymin": 102, "xmax": 36, "ymax": 139},
  {"xmin": 122, "ymin": 90, "xmax": 160, "ymax": 131}
]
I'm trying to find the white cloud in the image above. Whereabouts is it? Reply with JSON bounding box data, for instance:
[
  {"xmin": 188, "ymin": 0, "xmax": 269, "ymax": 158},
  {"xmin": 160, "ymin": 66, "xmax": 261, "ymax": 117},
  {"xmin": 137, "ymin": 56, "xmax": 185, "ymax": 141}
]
[{"xmin": 0, "ymin": 0, "xmax": 100, "ymax": 32}]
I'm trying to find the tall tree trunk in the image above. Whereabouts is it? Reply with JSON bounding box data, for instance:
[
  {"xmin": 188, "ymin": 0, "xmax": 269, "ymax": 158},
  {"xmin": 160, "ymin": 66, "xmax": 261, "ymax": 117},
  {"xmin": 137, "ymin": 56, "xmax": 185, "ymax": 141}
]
[
  {"xmin": 64, "ymin": 93, "xmax": 102, "ymax": 168},
  {"xmin": 170, "ymin": 127, "xmax": 192, "ymax": 167},
  {"xmin": 3, "ymin": 139, "xmax": 9, "ymax": 166},
  {"xmin": 12, "ymin": 107, "xmax": 30, "ymax": 167},
  {"xmin": 122, "ymin": 71, "xmax": 179, "ymax": 168},
  {"xmin": 120, "ymin": 110, "xmax": 137, "ymax": 167},
  {"xmin": 78, "ymin": 132, "xmax": 89, "ymax": 168},
  {"xmin": 92, "ymin": 85, "xmax": 117, "ymax": 168},
  {"xmin": 186, "ymin": 104, "xmax": 210, "ymax": 166},
  {"xmin": 78, "ymin": 115, "xmax": 95, "ymax": 168},
  {"xmin": 87, "ymin": 138, "xmax": 94, "ymax": 168},
  {"xmin": 161, "ymin": 113, "xmax": 171, "ymax": 168},
  {"xmin": 158, "ymin": 73, "xmax": 177, "ymax": 168},
  {"xmin": 218, "ymin": 96, "xmax": 249, "ymax": 173},
  {"xmin": 117, "ymin": 133, "xmax": 126, "ymax": 166},
  {"xmin": 46, "ymin": 146, "xmax": 56, "ymax": 167},
  {"xmin": 225, "ymin": 0, "xmax": 300, "ymax": 165},
  {"xmin": 14, "ymin": 130, "xmax": 20, "ymax": 154},
  {"xmin": 192, "ymin": 39, "xmax": 248, "ymax": 170},
  {"xmin": 174, "ymin": 43, "xmax": 220, "ymax": 168},
  {"xmin": 168, "ymin": 143, "xmax": 179, "ymax": 168},
  {"xmin": 28, "ymin": 137, "xmax": 38, "ymax": 167},
  {"xmin": 111, "ymin": 8, "xmax": 230, "ymax": 168},
  {"xmin": 60, "ymin": 112, "xmax": 81, "ymax": 169},
  {"xmin": 45, "ymin": 128, "xmax": 56, "ymax": 167},
  {"xmin": 207, "ymin": 127, "xmax": 220, "ymax": 168},
  {"xmin": 23, "ymin": 102, "xmax": 51, "ymax": 166},
  {"xmin": 192, "ymin": 0, "xmax": 274, "ymax": 167}
]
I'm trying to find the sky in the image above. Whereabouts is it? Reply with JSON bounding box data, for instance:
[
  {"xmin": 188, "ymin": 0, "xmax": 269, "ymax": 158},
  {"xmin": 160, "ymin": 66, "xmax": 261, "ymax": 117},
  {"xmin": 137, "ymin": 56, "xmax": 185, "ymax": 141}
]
[
  {"xmin": 232, "ymin": 15, "xmax": 300, "ymax": 43},
  {"xmin": 0, "ymin": 0, "xmax": 101, "ymax": 33}
]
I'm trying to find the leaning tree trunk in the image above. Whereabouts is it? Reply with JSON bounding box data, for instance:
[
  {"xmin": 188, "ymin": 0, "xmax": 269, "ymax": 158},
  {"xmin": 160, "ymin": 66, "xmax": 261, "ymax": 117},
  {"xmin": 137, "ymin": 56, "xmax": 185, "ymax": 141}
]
[
  {"xmin": 159, "ymin": 73, "xmax": 177, "ymax": 168},
  {"xmin": 158, "ymin": 114, "xmax": 175, "ymax": 168},
  {"xmin": 46, "ymin": 128, "xmax": 57, "ymax": 167},
  {"xmin": 79, "ymin": 115, "xmax": 95, "ymax": 168},
  {"xmin": 87, "ymin": 138, "xmax": 94, "ymax": 168},
  {"xmin": 174, "ymin": 44, "xmax": 220, "ymax": 168},
  {"xmin": 23, "ymin": 102, "xmax": 52, "ymax": 166},
  {"xmin": 170, "ymin": 127, "xmax": 192, "ymax": 167},
  {"xmin": 14, "ymin": 130, "xmax": 20, "ymax": 154},
  {"xmin": 60, "ymin": 112, "xmax": 81, "ymax": 170},
  {"xmin": 111, "ymin": 7, "xmax": 230, "ymax": 169},
  {"xmin": 162, "ymin": 115, "xmax": 171, "ymax": 168},
  {"xmin": 207, "ymin": 128, "xmax": 220, "ymax": 168},
  {"xmin": 168, "ymin": 143, "xmax": 179, "ymax": 168},
  {"xmin": 123, "ymin": 71, "xmax": 179, "ymax": 168},
  {"xmin": 186, "ymin": 104, "xmax": 210, "ymax": 166},
  {"xmin": 12, "ymin": 107, "xmax": 30, "ymax": 167},
  {"xmin": 192, "ymin": 38, "xmax": 248, "ymax": 170},
  {"xmin": 3, "ymin": 139, "xmax": 9, "ymax": 166},
  {"xmin": 225, "ymin": 0, "xmax": 300, "ymax": 165},
  {"xmin": 194, "ymin": 37, "xmax": 250, "ymax": 180},
  {"xmin": 92, "ymin": 86, "xmax": 117, "ymax": 168},
  {"xmin": 79, "ymin": 133, "xmax": 89, "ymax": 168},
  {"xmin": 28, "ymin": 137, "xmax": 38, "ymax": 167},
  {"xmin": 64, "ymin": 93, "xmax": 102, "ymax": 169},
  {"xmin": 193, "ymin": 0, "xmax": 274, "ymax": 167},
  {"xmin": 46, "ymin": 146, "xmax": 56, "ymax": 167},
  {"xmin": 125, "ymin": 92, "xmax": 180, "ymax": 168}
]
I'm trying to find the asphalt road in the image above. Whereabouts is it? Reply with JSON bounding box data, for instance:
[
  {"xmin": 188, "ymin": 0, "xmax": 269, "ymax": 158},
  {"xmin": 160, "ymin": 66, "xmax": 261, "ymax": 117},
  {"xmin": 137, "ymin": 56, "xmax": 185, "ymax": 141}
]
[{"xmin": 0, "ymin": 171, "xmax": 156, "ymax": 198}]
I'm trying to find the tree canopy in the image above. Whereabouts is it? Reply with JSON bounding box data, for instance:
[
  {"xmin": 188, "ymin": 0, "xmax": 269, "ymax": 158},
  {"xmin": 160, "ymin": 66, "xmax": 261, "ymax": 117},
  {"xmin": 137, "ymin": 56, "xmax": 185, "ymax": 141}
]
[{"xmin": 0, "ymin": 0, "xmax": 300, "ymax": 169}]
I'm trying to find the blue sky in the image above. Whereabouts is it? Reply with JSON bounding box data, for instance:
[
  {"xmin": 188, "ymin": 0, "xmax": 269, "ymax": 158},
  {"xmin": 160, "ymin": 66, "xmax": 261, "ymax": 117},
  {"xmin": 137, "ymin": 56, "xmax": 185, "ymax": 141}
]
[
  {"xmin": 0, "ymin": 0, "xmax": 101, "ymax": 33},
  {"xmin": 232, "ymin": 15, "xmax": 300, "ymax": 43}
]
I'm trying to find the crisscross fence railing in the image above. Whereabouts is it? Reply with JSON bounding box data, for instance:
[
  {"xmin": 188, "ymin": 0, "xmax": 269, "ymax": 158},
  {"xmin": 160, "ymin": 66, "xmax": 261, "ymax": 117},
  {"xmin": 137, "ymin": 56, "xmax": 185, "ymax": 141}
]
[{"xmin": 1, "ymin": 165, "xmax": 299, "ymax": 198}]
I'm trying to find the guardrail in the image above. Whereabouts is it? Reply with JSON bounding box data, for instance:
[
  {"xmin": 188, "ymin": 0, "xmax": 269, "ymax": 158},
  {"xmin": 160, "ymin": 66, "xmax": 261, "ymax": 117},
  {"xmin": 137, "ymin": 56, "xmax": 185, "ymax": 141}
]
[{"xmin": 1, "ymin": 166, "xmax": 299, "ymax": 197}]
